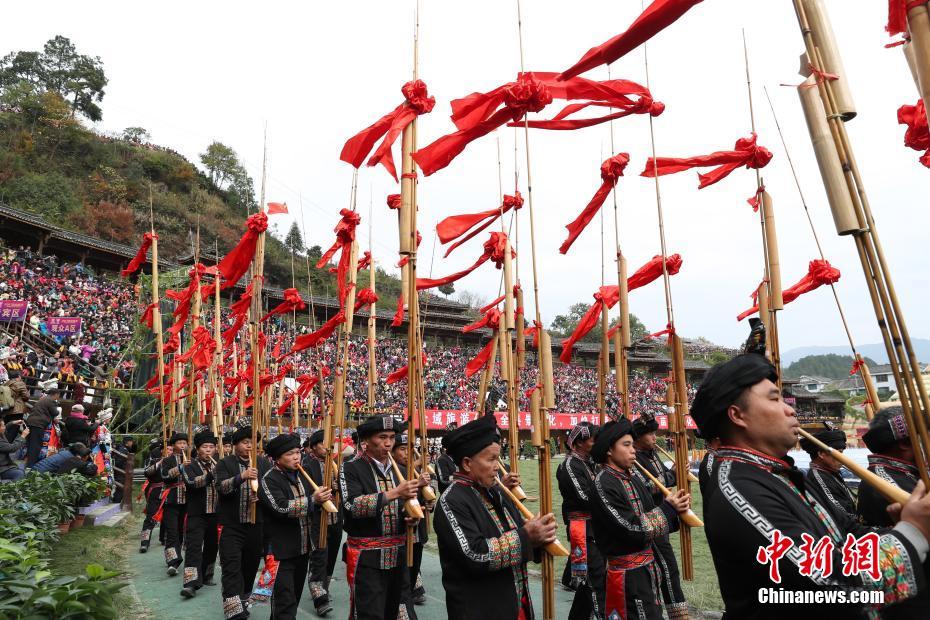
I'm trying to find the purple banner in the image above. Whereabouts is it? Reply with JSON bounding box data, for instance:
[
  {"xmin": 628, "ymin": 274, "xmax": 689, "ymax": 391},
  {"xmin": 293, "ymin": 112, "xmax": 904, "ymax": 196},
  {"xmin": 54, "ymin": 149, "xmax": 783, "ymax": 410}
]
[
  {"xmin": 0, "ymin": 300, "xmax": 28, "ymax": 322},
  {"xmin": 47, "ymin": 317, "xmax": 82, "ymax": 336}
]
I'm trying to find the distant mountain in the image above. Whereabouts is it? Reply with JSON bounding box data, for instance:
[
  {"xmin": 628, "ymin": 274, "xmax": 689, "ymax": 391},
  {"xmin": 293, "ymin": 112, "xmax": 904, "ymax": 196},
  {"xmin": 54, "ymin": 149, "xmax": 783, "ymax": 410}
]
[
  {"xmin": 784, "ymin": 354, "xmax": 879, "ymax": 380},
  {"xmin": 780, "ymin": 339, "xmax": 930, "ymax": 366}
]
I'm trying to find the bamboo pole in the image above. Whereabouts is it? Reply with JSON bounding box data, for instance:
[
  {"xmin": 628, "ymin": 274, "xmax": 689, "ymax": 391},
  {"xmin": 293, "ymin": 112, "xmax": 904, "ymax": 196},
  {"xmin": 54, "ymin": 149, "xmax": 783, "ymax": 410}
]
[
  {"xmin": 212, "ymin": 244, "xmax": 224, "ymax": 454},
  {"xmin": 793, "ymin": 0, "xmax": 930, "ymax": 483},
  {"xmin": 297, "ymin": 464, "xmax": 338, "ymax": 513},
  {"xmin": 599, "ymin": 303, "xmax": 609, "ymax": 425},
  {"xmin": 656, "ymin": 444, "xmax": 700, "ymax": 484},
  {"xmin": 634, "ymin": 461, "xmax": 703, "ymax": 527},
  {"xmin": 148, "ymin": 189, "xmax": 167, "ymax": 451},
  {"xmin": 477, "ymin": 330, "xmax": 499, "ymax": 415}
]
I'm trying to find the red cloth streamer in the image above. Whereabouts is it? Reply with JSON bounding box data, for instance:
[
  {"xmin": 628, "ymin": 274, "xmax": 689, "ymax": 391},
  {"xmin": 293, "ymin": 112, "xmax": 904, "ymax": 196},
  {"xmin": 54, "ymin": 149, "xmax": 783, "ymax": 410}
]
[
  {"xmin": 462, "ymin": 308, "xmax": 501, "ymax": 334},
  {"xmin": 507, "ymin": 73, "xmax": 663, "ymax": 130},
  {"xmin": 887, "ymin": 1, "xmax": 927, "ymax": 40},
  {"xmin": 645, "ymin": 324, "xmax": 674, "ymax": 340},
  {"xmin": 354, "ymin": 287, "xmax": 379, "ymax": 313},
  {"xmin": 524, "ymin": 320, "xmax": 542, "ymax": 349},
  {"xmin": 898, "ymin": 99, "xmax": 930, "ymax": 168},
  {"xmin": 416, "ymin": 231, "xmax": 514, "ymax": 291},
  {"xmin": 850, "ymin": 358, "xmax": 865, "ymax": 376},
  {"xmin": 316, "ymin": 209, "xmax": 361, "ymax": 307},
  {"xmin": 121, "ymin": 232, "xmax": 155, "ymax": 278},
  {"xmin": 392, "ymin": 295, "xmax": 405, "ymax": 327},
  {"xmin": 642, "ymin": 133, "xmax": 772, "ymax": 188},
  {"xmin": 287, "ymin": 311, "xmax": 346, "ymax": 355},
  {"xmin": 216, "ymin": 212, "xmax": 268, "ymax": 290},
  {"xmin": 386, "ymin": 352, "xmax": 427, "ymax": 385},
  {"xmin": 387, "ymin": 194, "xmax": 402, "ymax": 210},
  {"xmin": 140, "ymin": 301, "xmax": 158, "ymax": 329},
  {"xmin": 465, "ymin": 339, "xmax": 496, "ymax": 378},
  {"xmin": 295, "ymin": 370, "xmax": 328, "ymax": 399},
  {"xmin": 437, "ymin": 192, "xmax": 523, "ymax": 258},
  {"xmin": 560, "ymin": 154, "xmax": 630, "ymax": 254},
  {"xmin": 262, "ymin": 288, "xmax": 306, "ymax": 322},
  {"xmin": 560, "ymin": 254, "xmax": 683, "ymax": 363},
  {"xmin": 559, "ymin": 0, "xmax": 705, "ymax": 80},
  {"xmin": 276, "ymin": 393, "xmax": 295, "ymax": 417},
  {"xmin": 341, "ymin": 80, "xmax": 436, "ymax": 180},
  {"xmin": 747, "ymin": 184, "xmax": 765, "ymax": 213},
  {"xmin": 396, "ymin": 231, "xmax": 423, "ymax": 268},
  {"xmin": 357, "ymin": 251, "xmax": 372, "ymax": 271},
  {"xmin": 267, "ymin": 201, "xmax": 288, "ymax": 215},
  {"xmin": 413, "ymin": 74, "xmax": 553, "ymax": 176},
  {"xmin": 737, "ymin": 259, "xmax": 841, "ymax": 321},
  {"xmin": 478, "ymin": 285, "xmax": 520, "ymax": 315}
]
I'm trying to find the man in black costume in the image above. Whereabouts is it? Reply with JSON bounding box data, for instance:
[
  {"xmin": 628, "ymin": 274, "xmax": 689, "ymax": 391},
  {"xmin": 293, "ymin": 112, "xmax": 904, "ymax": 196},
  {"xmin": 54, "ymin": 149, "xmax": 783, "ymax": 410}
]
[
  {"xmin": 303, "ymin": 429, "xmax": 341, "ymax": 617},
  {"xmin": 695, "ymin": 354, "xmax": 930, "ymax": 618},
  {"xmin": 591, "ymin": 417, "xmax": 688, "ymax": 620},
  {"xmin": 258, "ymin": 432, "xmax": 332, "ymax": 620},
  {"xmin": 338, "ymin": 414, "xmax": 424, "ymax": 619},
  {"xmin": 556, "ymin": 421, "xmax": 603, "ymax": 619},
  {"xmin": 214, "ymin": 419, "xmax": 262, "ymax": 620},
  {"xmin": 799, "ymin": 422, "xmax": 856, "ymax": 525},
  {"xmin": 433, "ymin": 414, "xmax": 557, "ymax": 620},
  {"xmin": 180, "ymin": 430, "xmax": 219, "ymax": 599},
  {"xmin": 391, "ymin": 432, "xmax": 430, "ymax": 606},
  {"xmin": 160, "ymin": 432, "xmax": 189, "ymax": 576}
]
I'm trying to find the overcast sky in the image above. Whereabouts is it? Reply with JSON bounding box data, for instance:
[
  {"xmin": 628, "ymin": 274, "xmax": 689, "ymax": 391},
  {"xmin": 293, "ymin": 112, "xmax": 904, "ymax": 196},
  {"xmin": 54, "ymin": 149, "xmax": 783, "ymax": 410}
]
[{"xmin": 5, "ymin": 0, "xmax": 927, "ymax": 353}]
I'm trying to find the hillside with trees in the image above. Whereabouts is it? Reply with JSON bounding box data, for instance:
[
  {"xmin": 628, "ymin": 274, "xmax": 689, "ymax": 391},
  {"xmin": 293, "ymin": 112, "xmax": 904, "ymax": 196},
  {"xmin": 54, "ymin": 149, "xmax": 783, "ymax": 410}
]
[{"xmin": 784, "ymin": 353, "xmax": 878, "ymax": 380}]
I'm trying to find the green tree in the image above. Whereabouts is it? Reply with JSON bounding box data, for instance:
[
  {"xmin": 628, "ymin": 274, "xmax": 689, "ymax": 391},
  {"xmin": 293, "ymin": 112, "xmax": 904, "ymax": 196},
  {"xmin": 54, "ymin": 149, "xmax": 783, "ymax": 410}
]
[
  {"xmin": 122, "ymin": 126, "xmax": 150, "ymax": 143},
  {"xmin": 199, "ymin": 141, "xmax": 240, "ymax": 188},
  {"xmin": 284, "ymin": 221, "xmax": 304, "ymax": 254},
  {"xmin": 226, "ymin": 166, "xmax": 257, "ymax": 212},
  {"xmin": 438, "ymin": 282, "xmax": 455, "ymax": 296},
  {"xmin": 550, "ymin": 302, "xmax": 647, "ymax": 342}
]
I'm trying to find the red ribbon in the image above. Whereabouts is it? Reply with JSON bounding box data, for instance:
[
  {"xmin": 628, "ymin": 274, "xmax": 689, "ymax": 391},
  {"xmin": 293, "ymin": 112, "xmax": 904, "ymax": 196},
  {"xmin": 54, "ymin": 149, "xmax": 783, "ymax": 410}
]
[
  {"xmin": 747, "ymin": 184, "xmax": 765, "ymax": 213},
  {"xmin": 357, "ymin": 251, "xmax": 372, "ymax": 271},
  {"xmin": 416, "ymin": 231, "xmax": 514, "ymax": 291},
  {"xmin": 524, "ymin": 320, "xmax": 543, "ymax": 349},
  {"xmin": 216, "ymin": 211, "xmax": 268, "ymax": 290},
  {"xmin": 465, "ymin": 339, "xmax": 497, "ymax": 378},
  {"xmin": 296, "ymin": 369, "xmax": 329, "ymax": 399},
  {"xmin": 396, "ymin": 231, "xmax": 422, "ymax": 268},
  {"xmin": 341, "ymin": 80, "xmax": 436, "ymax": 181},
  {"xmin": 898, "ymin": 99, "xmax": 930, "ymax": 168},
  {"xmin": 737, "ymin": 259, "xmax": 841, "ymax": 321},
  {"xmin": 354, "ymin": 287, "xmax": 379, "ymax": 313},
  {"xmin": 386, "ymin": 352, "xmax": 427, "ymax": 385},
  {"xmin": 414, "ymin": 74, "xmax": 553, "ymax": 176},
  {"xmin": 463, "ymin": 308, "xmax": 501, "ymax": 334},
  {"xmin": 121, "ymin": 232, "xmax": 155, "ymax": 278},
  {"xmin": 479, "ymin": 285, "xmax": 520, "ymax": 315},
  {"xmin": 559, "ymin": 0, "xmax": 705, "ymax": 80},
  {"xmin": 437, "ymin": 192, "xmax": 523, "ymax": 257},
  {"xmin": 316, "ymin": 209, "xmax": 362, "ymax": 307},
  {"xmin": 887, "ymin": 1, "xmax": 927, "ymax": 40},
  {"xmin": 560, "ymin": 154, "xmax": 630, "ymax": 254},
  {"xmin": 175, "ymin": 326, "xmax": 217, "ymax": 372},
  {"xmin": 645, "ymin": 324, "xmax": 674, "ymax": 340},
  {"xmin": 392, "ymin": 294, "xmax": 405, "ymax": 327},
  {"xmin": 262, "ymin": 288, "xmax": 306, "ymax": 322},
  {"xmin": 140, "ymin": 301, "xmax": 158, "ymax": 329},
  {"xmin": 850, "ymin": 358, "xmax": 865, "ymax": 376},
  {"xmin": 560, "ymin": 254, "xmax": 682, "ymax": 363},
  {"xmin": 286, "ymin": 311, "xmax": 347, "ymax": 356},
  {"xmin": 387, "ymin": 194, "xmax": 402, "ymax": 210},
  {"xmin": 641, "ymin": 133, "xmax": 773, "ymax": 188}
]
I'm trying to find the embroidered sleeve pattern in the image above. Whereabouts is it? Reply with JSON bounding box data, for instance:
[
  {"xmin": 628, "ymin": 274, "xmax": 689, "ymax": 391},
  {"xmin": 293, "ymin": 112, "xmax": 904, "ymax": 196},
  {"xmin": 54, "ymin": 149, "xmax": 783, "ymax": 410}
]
[
  {"xmin": 567, "ymin": 457, "xmax": 589, "ymax": 501},
  {"xmin": 182, "ymin": 464, "xmax": 209, "ymax": 488},
  {"xmin": 350, "ymin": 493, "xmax": 380, "ymax": 518},
  {"xmin": 486, "ymin": 529, "xmax": 524, "ymax": 571},
  {"xmin": 219, "ymin": 473, "xmax": 239, "ymax": 494},
  {"xmin": 868, "ymin": 533, "xmax": 919, "ymax": 606},
  {"xmin": 287, "ymin": 496, "xmax": 309, "ymax": 518},
  {"xmin": 642, "ymin": 505, "xmax": 671, "ymax": 539}
]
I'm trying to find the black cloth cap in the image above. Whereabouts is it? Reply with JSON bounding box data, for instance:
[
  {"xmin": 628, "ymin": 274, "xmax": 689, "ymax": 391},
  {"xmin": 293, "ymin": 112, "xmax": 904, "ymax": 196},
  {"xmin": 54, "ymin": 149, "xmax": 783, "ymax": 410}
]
[
  {"xmin": 309, "ymin": 429, "xmax": 325, "ymax": 447},
  {"xmin": 194, "ymin": 430, "xmax": 217, "ymax": 448},
  {"xmin": 632, "ymin": 415, "xmax": 659, "ymax": 439},
  {"xmin": 799, "ymin": 422, "xmax": 846, "ymax": 456},
  {"xmin": 356, "ymin": 414, "xmax": 405, "ymax": 439},
  {"xmin": 442, "ymin": 414, "xmax": 500, "ymax": 465},
  {"xmin": 266, "ymin": 433, "xmax": 301, "ymax": 459},
  {"xmin": 591, "ymin": 418, "xmax": 634, "ymax": 464},
  {"xmin": 863, "ymin": 406, "xmax": 909, "ymax": 453},
  {"xmin": 231, "ymin": 426, "xmax": 259, "ymax": 445},
  {"xmin": 168, "ymin": 432, "xmax": 189, "ymax": 445},
  {"xmin": 691, "ymin": 353, "xmax": 778, "ymax": 440}
]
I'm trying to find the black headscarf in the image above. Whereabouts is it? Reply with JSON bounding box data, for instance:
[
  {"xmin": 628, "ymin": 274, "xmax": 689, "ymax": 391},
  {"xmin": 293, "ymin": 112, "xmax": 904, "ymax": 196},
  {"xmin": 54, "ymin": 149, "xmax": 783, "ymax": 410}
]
[
  {"xmin": 691, "ymin": 354, "xmax": 778, "ymax": 440},
  {"xmin": 591, "ymin": 417, "xmax": 634, "ymax": 464},
  {"xmin": 442, "ymin": 414, "xmax": 501, "ymax": 465}
]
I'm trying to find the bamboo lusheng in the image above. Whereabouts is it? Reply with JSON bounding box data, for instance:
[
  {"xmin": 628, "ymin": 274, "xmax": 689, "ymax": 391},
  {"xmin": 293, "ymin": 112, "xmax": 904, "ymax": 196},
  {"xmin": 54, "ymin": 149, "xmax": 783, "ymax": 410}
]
[
  {"xmin": 800, "ymin": 0, "xmax": 856, "ymax": 120},
  {"xmin": 798, "ymin": 429, "xmax": 909, "ymax": 505},
  {"xmin": 766, "ymin": 84, "xmax": 877, "ymax": 417},
  {"xmin": 643, "ymin": 37, "xmax": 695, "ymax": 582},
  {"xmin": 148, "ymin": 190, "xmax": 167, "ymax": 451},
  {"xmin": 793, "ymin": 0, "xmax": 930, "ymax": 485},
  {"xmin": 188, "ymin": 224, "xmax": 203, "ymax": 448},
  {"xmin": 388, "ymin": 454, "xmax": 425, "ymax": 520},
  {"xmin": 655, "ymin": 444, "xmax": 700, "ymax": 484},
  {"xmin": 211, "ymin": 242, "xmax": 225, "ymax": 454},
  {"xmin": 633, "ymin": 461, "xmax": 704, "ymax": 527},
  {"xmin": 497, "ymin": 458, "xmax": 529, "ymax": 502},
  {"xmin": 904, "ymin": 3, "xmax": 930, "ymax": 113},
  {"xmin": 496, "ymin": 472, "xmax": 570, "ymax": 558},
  {"xmin": 297, "ymin": 464, "xmax": 339, "ymax": 513}
]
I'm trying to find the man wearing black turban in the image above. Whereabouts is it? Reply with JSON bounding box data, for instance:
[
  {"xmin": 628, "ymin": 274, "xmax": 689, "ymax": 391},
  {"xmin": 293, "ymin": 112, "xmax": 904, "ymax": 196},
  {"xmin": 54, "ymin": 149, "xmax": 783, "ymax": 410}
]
[
  {"xmin": 632, "ymin": 415, "xmax": 688, "ymax": 619},
  {"xmin": 589, "ymin": 418, "xmax": 689, "ymax": 620},
  {"xmin": 179, "ymin": 430, "xmax": 219, "ymax": 599},
  {"xmin": 556, "ymin": 421, "xmax": 603, "ymax": 619},
  {"xmin": 302, "ymin": 429, "xmax": 341, "ymax": 617},
  {"xmin": 338, "ymin": 415, "xmax": 425, "ymax": 620},
  {"xmin": 140, "ymin": 439, "xmax": 168, "ymax": 554},
  {"xmin": 160, "ymin": 432, "xmax": 190, "ymax": 576},
  {"xmin": 695, "ymin": 354, "xmax": 930, "ymax": 618},
  {"xmin": 258, "ymin": 433, "xmax": 332, "ymax": 620},
  {"xmin": 433, "ymin": 414, "xmax": 557, "ymax": 620},
  {"xmin": 799, "ymin": 422, "xmax": 856, "ymax": 525}
]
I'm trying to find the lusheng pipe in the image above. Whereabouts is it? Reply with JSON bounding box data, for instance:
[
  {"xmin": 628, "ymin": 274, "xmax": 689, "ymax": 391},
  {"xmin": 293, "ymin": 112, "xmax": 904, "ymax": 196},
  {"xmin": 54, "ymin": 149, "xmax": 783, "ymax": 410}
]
[
  {"xmin": 634, "ymin": 461, "xmax": 703, "ymax": 528},
  {"xmin": 495, "ymin": 478, "xmax": 570, "ymax": 557},
  {"xmin": 801, "ymin": 0, "xmax": 856, "ymax": 120},
  {"xmin": 498, "ymin": 458, "xmax": 529, "ymax": 501},
  {"xmin": 797, "ymin": 428, "xmax": 909, "ymax": 504},
  {"xmin": 388, "ymin": 454, "xmax": 425, "ymax": 519},
  {"xmin": 297, "ymin": 464, "xmax": 338, "ymax": 514},
  {"xmin": 655, "ymin": 444, "xmax": 700, "ymax": 484},
  {"xmin": 905, "ymin": 3, "xmax": 930, "ymax": 112}
]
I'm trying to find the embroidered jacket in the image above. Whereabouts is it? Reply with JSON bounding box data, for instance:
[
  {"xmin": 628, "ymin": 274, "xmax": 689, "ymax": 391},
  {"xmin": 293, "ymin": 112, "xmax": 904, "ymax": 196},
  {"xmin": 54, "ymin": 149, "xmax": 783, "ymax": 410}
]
[
  {"xmin": 214, "ymin": 454, "xmax": 262, "ymax": 526},
  {"xmin": 433, "ymin": 473, "xmax": 536, "ymax": 620},
  {"xmin": 339, "ymin": 453, "xmax": 407, "ymax": 570},
  {"xmin": 182, "ymin": 457, "xmax": 217, "ymax": 516},
  {"xmin": 258, "ymin": 464, "xmax": 318, "ymax": 559},
  {"xmin": 159, "ymin": 453, "xmax": 186, "ymax": 505},
  {"xmin": 556, "ymin": 451, "xmax": 597, "ymax": 520},
  {"xmin": 706, "ymin": 446, "xmax": 926, "ymax": 619},
  {"xmin": 634, "ymin": 448, "xmax": 676, "ymax": 506},
  {"xmin": 805, "ymin": 462, "xmax": 856, "ymax": 525},
  {"xmin": 698, "ymin": 448, "xmax": 716, "ymax": 499}
]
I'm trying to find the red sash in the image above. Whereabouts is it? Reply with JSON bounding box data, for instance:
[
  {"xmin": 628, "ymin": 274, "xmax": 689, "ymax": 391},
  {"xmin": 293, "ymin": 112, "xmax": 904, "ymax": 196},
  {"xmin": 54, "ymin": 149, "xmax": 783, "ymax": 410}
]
[
  {"xmin": 346, "ymin": 535, "xmax": 407, "ymax": 616},
  {"xmin": 568, "ymin": 514, "xmax": 590, "ymax": 579},
  {"xmin": 605, "ymin": 550, "xmax": 654, "ymax": 620}
]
